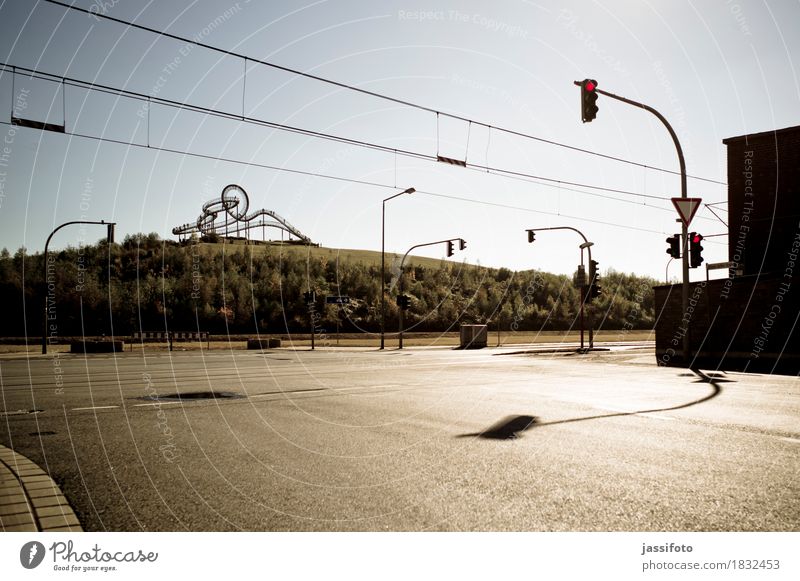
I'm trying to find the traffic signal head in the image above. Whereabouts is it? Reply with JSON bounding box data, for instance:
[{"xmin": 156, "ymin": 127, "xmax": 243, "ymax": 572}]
[
  {"xmin": 527, "ymin": 230, "xmax": 536, "ymax": 243},
  {"xmin": 689, "ymin": 232, "xmax": 704, "ymax": 268},
  {"xmin": 396, "ymin": 294, "xmax": 410, "ymax": 310},
  {"xmin": 580, "ymin": 79, "xmax": 599, "ymax": 123},
  {"xmin": 588, "ymin": 259, "xmax": 598, "ymax": 282},
  {"xmin": 666, "ymin": 235, "xmax": 681, "ymax": 259},
  {"xmin": 591, "ymin": 281, "xmax": 602, "ymax": 300},
  {"xmin": 588, "ymin": 260, "xmax": 602, "ymax": 300},
  {"xmin": 459, "ymin": 238, "xmax": 466, "ymax": 251},
  {"xmin": 446, "ymin": 240, "xmax": 454, "ymax": 257},
  {"xmin": 107, "ymin": 223, "xmax": 115, "ymax": 244}
]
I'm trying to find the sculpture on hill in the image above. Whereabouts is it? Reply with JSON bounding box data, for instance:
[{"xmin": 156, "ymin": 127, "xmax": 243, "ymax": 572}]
[{"xmin": 172, "ymin": 184, "xmax": 313, "ymax": 244}]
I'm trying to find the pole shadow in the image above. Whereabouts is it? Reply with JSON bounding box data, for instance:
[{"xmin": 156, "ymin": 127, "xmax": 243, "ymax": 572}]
[{"xmin": 456, "ymin": 369, "xmax": 725, "ymax": 440}]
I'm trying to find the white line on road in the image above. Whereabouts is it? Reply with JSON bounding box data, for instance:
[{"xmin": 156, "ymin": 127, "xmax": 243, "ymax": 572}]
[
  {"xmin": 71, "ymin": 405, "xmax": 119, "ymax": 411},
  {"xmin": 779, "ymin": 437, "xmax": 800, "ymax": 444},
  {"xmin": 132, "ymin": 401, "xmax": 182, "ymax": 407}
]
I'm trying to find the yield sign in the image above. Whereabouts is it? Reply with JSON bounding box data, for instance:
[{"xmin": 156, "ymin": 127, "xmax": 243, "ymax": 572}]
[{"xmin": 671, "ymin": 197, "xmax": 702, "ymax": 227}]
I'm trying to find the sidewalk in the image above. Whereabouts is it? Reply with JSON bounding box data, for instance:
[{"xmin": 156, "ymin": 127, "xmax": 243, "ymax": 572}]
[{"xmin": 0, "ymin": 444, "xmax": 82, "ymax": 532}]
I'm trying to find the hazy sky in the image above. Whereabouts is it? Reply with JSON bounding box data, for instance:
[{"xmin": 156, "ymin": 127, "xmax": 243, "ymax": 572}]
[{"xmin": 0, "ymin": 0, "xmax": 798, "ymax": 280}]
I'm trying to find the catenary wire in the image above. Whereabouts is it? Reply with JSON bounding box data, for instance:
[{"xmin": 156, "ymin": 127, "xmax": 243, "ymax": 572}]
[
  {"xmin": 42, "ymin": 0, "xmax": 728, "ymax": 186},
  {"xmin": 2, "ymin": 62, "xmax": 723, "ymax": 207},
  {"xmin": 0, "ymin": 119, "xmax": 725, "ymax": 243}
]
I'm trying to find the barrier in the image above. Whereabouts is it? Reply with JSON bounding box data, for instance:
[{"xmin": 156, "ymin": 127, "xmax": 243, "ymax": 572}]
[
  {"xmin": 247, "ymin": 338, "xmax": 282, "ymax": 350},
  {"xmin": 130, "ymin": 331, "xmax": 210, "ymax": 350},
  {"xmin": 70, "ymin": 341, "xmax": 124, "ymax": 353}
]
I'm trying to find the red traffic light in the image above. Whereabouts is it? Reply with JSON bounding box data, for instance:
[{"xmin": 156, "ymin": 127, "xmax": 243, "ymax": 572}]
[
  {"xmin": 580, "ymin": 79, "xmax": 599, "ymax": 122},
  {"xmin": 692, "ymin": 234, "xmax": 702, "ymax": 244}
]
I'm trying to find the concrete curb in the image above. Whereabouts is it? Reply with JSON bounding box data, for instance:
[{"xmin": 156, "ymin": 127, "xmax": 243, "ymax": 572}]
[{"xmin": 0, "ymin": 445, "xmax": 82, "ymax": 532}]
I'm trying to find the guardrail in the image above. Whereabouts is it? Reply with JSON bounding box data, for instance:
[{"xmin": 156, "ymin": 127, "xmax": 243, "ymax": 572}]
[{"xmin": 130, "ymin": 331, "xmax": 210, "ymax": 350}]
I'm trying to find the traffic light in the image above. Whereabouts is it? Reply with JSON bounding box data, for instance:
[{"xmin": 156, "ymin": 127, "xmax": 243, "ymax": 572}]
[
  {"xmin": 107, "ymin": 223, "xmax": 115, "ymax": 244},
  {"xmin": 580, "ymin": 79, "xmax": 599, "ymax": 123},
  {"xmin": 574, "ymin": 264, "xmax": 586, "ymax": 288},
  {"xmin": 527, "ymin": 230, "xmax": 536, "ymax": 243},
  {"xmin": 396, "ymin": 294, "xmax": 410, "ymax": 310},
  {"xmin": 303, "ymin": 290, "xmax": 316, "ymax": 304},
  {"xmin": 666, "ymin": 234, "xmax": 681, "ymax": 259},
  {"xmin": 446, "ymin": 240, "xmax": 454, "ymax": 257},
  {"xmin": 588, "ymin": 259, "xmax": 602, "ymax": 300},
  {"xmin": 459, "ymin": 238, "xmax": 466, "ymax": 251},
  {"xmin": 689, "ymin": 233, "xmax": 704, "ymax": 268}
]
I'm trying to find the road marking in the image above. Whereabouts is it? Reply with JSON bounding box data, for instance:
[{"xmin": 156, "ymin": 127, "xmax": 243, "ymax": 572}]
[
  {"xmin": 132, "ymin": 401, "xmax": 182, "ymax": 407},
  {"xmin": 250, "ymin": 388, "xmax": 328, "ymax": 398},
  {"xmin": 779, "ymin": 437, "xmax": 800, "ymax": 444},
  {"xmin": 71, "ymin": 406, "xmax": 119, "ymax": 411},
  {"xmin": 594, "ymin": 405, "xmax": 675, "ymax": 421}
]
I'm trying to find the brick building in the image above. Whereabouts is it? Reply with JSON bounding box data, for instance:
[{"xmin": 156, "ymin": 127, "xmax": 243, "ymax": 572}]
[{"xmin": 654, "ymin": 124, "xmax": 800, "ymax": 374}]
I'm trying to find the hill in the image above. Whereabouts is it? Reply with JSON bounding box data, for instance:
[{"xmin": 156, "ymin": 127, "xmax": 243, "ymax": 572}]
[
  {"xmin": 0, "ymin": 234, "xmax": 659, "ymax": 337},
  {"xmin": 195, "ymin": 239, "xmax": 465, "ymax": 272}
]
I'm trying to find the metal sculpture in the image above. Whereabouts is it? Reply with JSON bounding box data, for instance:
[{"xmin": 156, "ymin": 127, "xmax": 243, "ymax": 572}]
[{"xmin": 172, "ymin": 184, "xmax": 313, "ymax": 244}]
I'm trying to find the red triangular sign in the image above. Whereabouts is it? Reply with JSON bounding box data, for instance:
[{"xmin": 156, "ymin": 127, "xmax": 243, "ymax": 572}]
[{"xmin": 672, "ymin": 197, "xmax": 702, "ymax": 226}]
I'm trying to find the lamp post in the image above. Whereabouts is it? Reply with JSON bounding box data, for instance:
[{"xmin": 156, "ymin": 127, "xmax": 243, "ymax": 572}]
[
  {"xmin": 526, "ymin": 226, "xmax": 594, "ymax": 350},
  {"xmin": 42, "ymin": 220, "xmax": 116, "ymax": 354},
  {"xmin": 380, "ymin": 187, "xmax": 415, "ymax": 350}
]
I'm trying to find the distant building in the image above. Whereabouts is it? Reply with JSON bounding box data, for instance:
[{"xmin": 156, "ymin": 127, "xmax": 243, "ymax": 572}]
[{"xmin": 654, "ymin": 124, "xmax": 800, "ymax": 374}]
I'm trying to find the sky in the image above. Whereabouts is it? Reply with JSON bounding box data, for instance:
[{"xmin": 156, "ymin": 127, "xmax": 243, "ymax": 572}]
[{"xmin": 0, "ymin": 0, "xmax": 798, "ymax": 281}]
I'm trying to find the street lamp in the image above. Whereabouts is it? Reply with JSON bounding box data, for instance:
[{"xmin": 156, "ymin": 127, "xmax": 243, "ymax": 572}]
[
  {"xmin": 380, "ymin": 187, "xmax": 415, "ymax": 350},
  {"xmin": 42, "ymin": 220, "xmax": 116, "ymax": 354}
]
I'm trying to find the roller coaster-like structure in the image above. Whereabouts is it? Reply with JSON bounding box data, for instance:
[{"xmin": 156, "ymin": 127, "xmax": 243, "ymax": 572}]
[{"xmin": 172, "ymin": 184, "xmax": 313, "ymax": 244}]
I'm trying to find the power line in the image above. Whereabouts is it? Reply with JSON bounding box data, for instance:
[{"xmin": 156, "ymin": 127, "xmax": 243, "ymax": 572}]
[
  {"xmin": 1, "ymin": 62, "xmax": 678, "ymax": 204},
  {"xmin": 42, "ymin": 0, "xmax": 728, "ymax": 186},
  {"xmin": 5, "ymin": 62, "xmax": 728, "ymax": 213},
  {"xmin": 3, "ymin": 119, "xmax": 728, "ymax": 241}
]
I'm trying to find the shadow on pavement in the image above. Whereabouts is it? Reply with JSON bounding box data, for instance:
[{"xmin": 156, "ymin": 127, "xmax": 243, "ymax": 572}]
[
  {"xmin": 457, "ymin": 369, "xmax": 724, "ymax": 440},
  {"xmin": 456, "ymin": 415, "xmax": 538, "ymax": 440}
]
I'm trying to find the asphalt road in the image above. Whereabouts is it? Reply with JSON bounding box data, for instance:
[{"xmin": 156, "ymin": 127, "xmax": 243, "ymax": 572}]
[{"xmin": 1, "ymin": 344, "xmax": 798, "ymax": 531}]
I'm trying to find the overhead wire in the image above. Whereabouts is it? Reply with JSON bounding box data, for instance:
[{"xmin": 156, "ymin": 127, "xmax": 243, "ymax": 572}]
[
  {"xmin": 0, "ymin": 118, "xmax": 725, "ymax": 243},
  {"xmin": 43, "ymin": 0, "xmax": 727, "ymax": 186},
  {"xmin": 2, "ymin": 62, "xmax": 724, "ymax": 211}
]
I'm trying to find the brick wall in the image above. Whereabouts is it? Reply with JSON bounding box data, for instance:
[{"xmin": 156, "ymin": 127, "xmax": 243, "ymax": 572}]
[
  {"xmin": 654, "ymin": 274, "xmax": 800, "ymax": 373},
  {"xmin": 653, "ymin": 125, "xmax": 800, "ymax": 374},
  {"xmin": 725, "ymin": 126, "xmax": 800, "ymax": 276}
]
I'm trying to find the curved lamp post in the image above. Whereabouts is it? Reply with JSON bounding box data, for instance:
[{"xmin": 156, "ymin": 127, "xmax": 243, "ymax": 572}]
[{"xmin": 380, "ymin": 187, "xmax": 415, "ymax": 350}]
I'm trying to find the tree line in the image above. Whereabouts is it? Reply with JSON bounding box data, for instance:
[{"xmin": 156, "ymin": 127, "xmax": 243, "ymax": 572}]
[{"xmin": 0, "ymin": 233, "xmax": 658, "ymax": 338}]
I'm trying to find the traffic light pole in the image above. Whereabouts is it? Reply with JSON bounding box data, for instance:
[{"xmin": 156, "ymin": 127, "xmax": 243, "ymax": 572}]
[
  {"xmin": 397, "ymin": 238, "xmax": 464, "ymax": 349},
  {"xmin": 588, "ymin": 86, "xmax": 689, "ymax": 362},
  {"xmin": 526, "ymin": 226, "xmax": 593, "ymax": 350},
  {"xmin": 42, "ymin": 220, "xmax": 116, "ymax": 355}
]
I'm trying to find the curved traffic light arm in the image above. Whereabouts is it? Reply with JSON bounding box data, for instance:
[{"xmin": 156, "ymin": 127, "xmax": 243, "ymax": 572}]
[{"xmin": 399, "ymin": 238, "xmax": 466, "ymax": 272}]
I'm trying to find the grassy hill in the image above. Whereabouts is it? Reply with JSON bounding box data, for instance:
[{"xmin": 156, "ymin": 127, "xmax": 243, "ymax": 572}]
[
  {"xmin": 194, "ymin": 240, "xmax": 463, "ymax": 271},
  {"xmin": 1, "ymin": 234, "xmax": 658, "ymax": 337}
]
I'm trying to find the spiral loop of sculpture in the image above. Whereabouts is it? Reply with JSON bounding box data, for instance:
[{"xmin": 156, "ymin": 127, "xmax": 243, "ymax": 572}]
[{"xmin": 172, "ymin": 184, "xmax": 312, "ymax": 244}]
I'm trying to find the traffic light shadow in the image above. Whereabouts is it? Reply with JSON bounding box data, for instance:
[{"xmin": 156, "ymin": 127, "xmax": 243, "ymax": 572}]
[
  {"xmin": 457, "ymin": 370, "xmax": 724, "ymax": 440},
  {"xmin": 456, "ymin": 415, "xmax": 538, "ymax": 440}
]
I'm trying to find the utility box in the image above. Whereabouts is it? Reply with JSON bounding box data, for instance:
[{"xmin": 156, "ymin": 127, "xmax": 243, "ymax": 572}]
[
  {"xmin": 247, "ymin": 338, "xmax": 281, "ymax": 349},
  {"xmin": 460, "ymin": 324, "xmax": 488, "ymax": 349}
]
